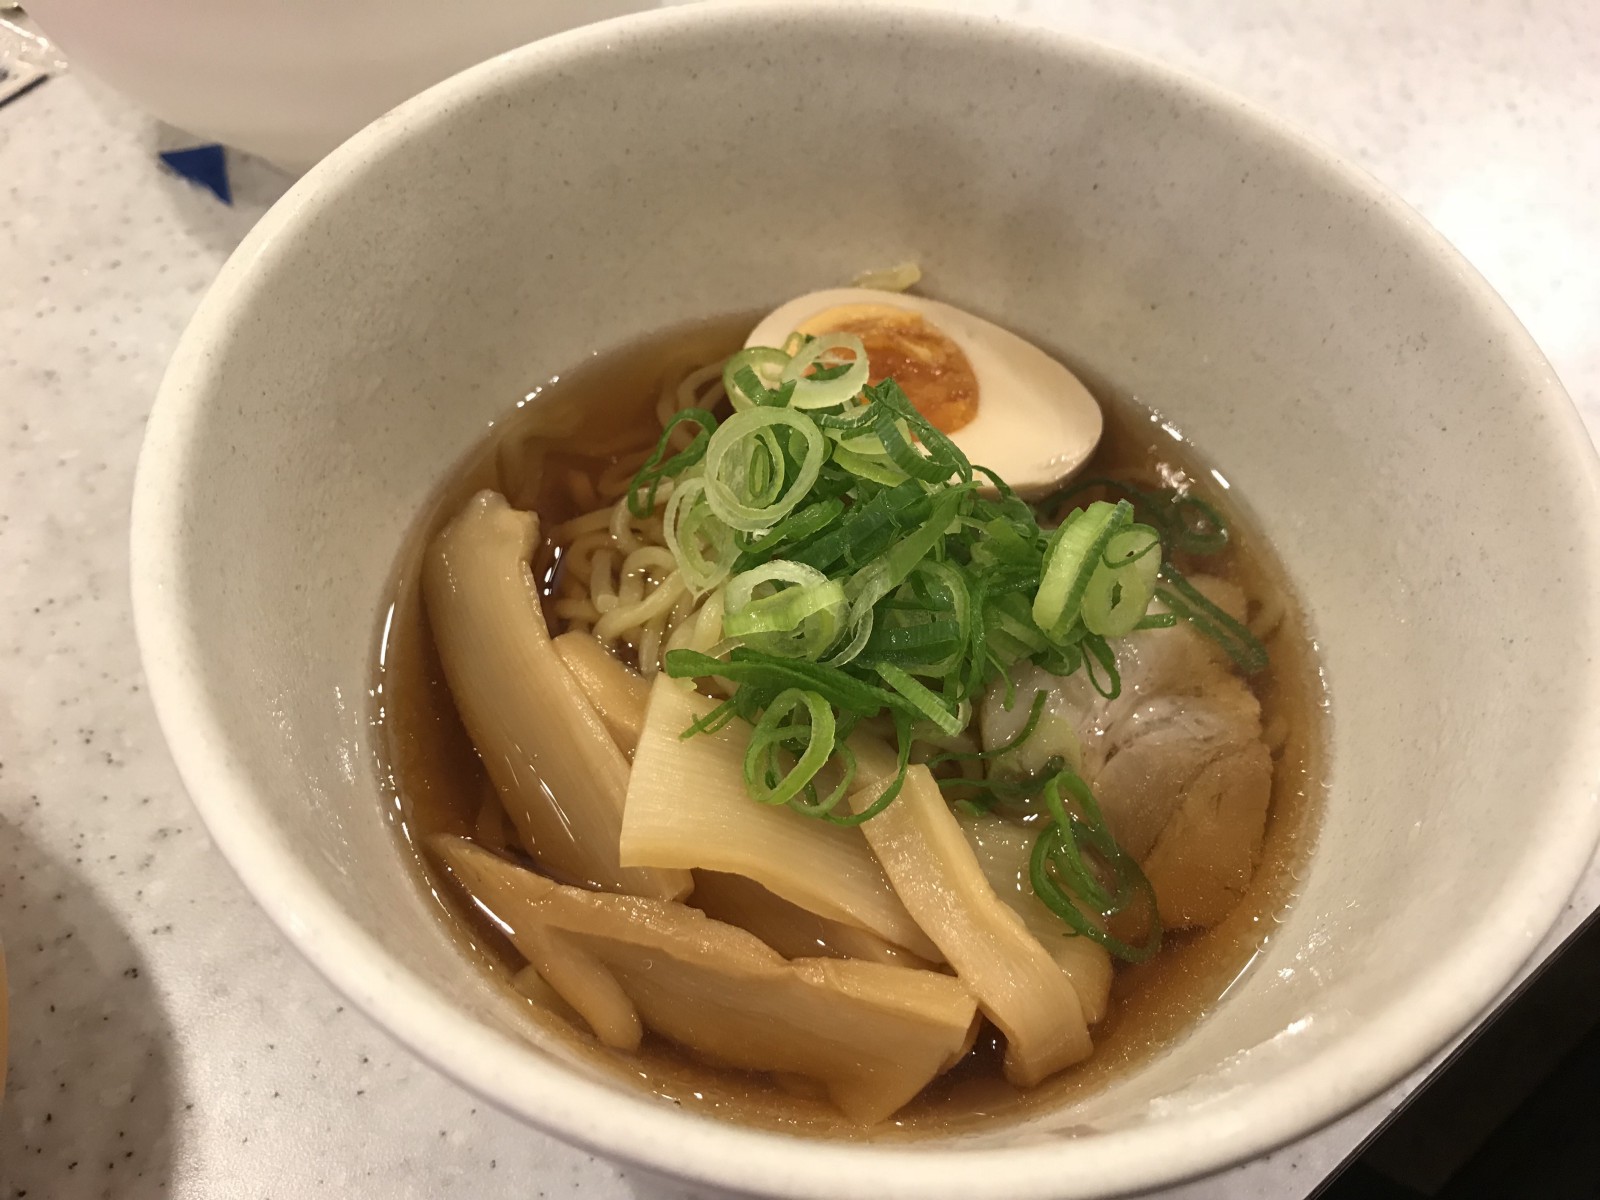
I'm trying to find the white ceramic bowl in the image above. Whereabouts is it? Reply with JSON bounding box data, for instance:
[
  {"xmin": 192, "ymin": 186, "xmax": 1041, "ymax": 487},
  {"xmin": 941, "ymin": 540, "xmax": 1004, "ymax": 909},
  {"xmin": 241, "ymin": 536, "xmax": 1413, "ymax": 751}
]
[{"xmin": 130, "ymin": 5, "xmax": 1600, "ymax": 1197}]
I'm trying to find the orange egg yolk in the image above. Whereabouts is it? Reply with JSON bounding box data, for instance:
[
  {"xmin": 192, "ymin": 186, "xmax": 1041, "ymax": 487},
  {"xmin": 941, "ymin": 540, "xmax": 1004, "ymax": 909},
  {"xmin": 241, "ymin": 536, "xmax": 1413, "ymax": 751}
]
[{"xmin": 796, "ymin": 304, "xmax": 979, "ymax": 434}]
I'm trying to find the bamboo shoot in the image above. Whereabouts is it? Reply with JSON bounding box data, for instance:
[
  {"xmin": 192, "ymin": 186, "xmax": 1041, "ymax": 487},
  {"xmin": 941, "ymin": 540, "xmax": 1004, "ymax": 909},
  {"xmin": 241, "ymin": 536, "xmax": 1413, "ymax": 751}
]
[
  {"xmin": 423, "ymin": 491, "xmax": 689, "ymax": 900},
  {"xmin": 434, "ymin": 836, "xmax": 976, "ymax": 1123},
  {"xmin": 552, "ymin": 631, "xmax": 649, "ymax": 754},
  {"xmin": 959, "ymin": 814, "xmax": 1113, "ymax": 1025},
  {"xmin": 690, "ymin": 871, "xmax": 937, "ymax": 968},
  {"xmin": 848, "ymin": 765, "xmax": 1092, "ymax": 1086},
  {"xmin": 621, "ymin": 676, "xmax": 939, "ymax": 960}
]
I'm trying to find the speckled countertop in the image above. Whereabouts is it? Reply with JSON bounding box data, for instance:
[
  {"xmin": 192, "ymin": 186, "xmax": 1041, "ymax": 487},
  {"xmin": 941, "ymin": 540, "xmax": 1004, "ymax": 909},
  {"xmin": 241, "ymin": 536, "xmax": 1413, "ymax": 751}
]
[{"xmin": 2, "ymin": 2, "xmax": 1597, "ymax": 1198}]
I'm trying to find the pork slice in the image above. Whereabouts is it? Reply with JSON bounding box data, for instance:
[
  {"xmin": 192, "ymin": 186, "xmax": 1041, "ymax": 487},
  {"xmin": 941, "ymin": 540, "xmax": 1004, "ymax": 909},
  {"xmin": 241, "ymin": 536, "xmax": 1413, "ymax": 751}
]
[{"xmin": 978, "ymin": 576, "xmax": 1272, "ymax": 930}]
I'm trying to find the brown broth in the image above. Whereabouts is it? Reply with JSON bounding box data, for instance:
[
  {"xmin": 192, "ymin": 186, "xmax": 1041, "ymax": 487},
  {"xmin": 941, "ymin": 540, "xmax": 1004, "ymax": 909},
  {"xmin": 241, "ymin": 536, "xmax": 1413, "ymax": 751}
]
[{"xmin": 372, "ymin": 314, "xmax": 1327, "ymax": 1138}]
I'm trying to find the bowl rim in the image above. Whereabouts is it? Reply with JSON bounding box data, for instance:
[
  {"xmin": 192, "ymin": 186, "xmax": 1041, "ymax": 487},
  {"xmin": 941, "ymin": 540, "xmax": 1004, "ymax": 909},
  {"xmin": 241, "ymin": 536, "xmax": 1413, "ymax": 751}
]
[{"xmin": 130, "ymin": 3, "xmax": 1600, "ymax": 1197}]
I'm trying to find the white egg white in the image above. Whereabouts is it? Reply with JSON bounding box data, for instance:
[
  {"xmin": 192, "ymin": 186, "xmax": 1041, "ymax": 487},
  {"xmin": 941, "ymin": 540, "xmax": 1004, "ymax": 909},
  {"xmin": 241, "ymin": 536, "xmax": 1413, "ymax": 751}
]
[{"xmin": 746, "ymin": 287, "xmax": 1102, "ymax": 495}]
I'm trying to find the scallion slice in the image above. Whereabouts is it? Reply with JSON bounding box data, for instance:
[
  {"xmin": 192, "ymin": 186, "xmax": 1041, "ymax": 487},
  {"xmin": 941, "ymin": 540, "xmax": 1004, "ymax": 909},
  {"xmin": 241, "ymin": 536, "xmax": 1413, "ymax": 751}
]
[
  {"xmin": 626, "ymin": 408, "xmax": 718, "ymax": 518},
  {"xmin": 723, "ymin": 347, "xmax": 790, "ymax": 410},
  {"xmin": 1032, "ymin": 500, "xmax": 1132, "ymax": 633},
  {"xmin": 662, "ymin": 475, "xmax": 737, "ymax": 595},
  {"xmin": 1081, "ymin": 524, "xmax": 1163, "ymax": 637},
  {"xmin": 744, "ymin": 688, "xmax": 836, "ymax": 806},
  {"xmin": 1029, "ymin": 769, "xmax": 1162, "ymax": 963},
  {"xmin": 702, "ymin": 407, "xmax": 826, "ymax": 532},
  {"xmin": 722, "ymin": 561, "xmax": 847, "ymax": 659},
  {"xmin": 780, "ymin": 332, "xmax": 871, "ymax": 409}
]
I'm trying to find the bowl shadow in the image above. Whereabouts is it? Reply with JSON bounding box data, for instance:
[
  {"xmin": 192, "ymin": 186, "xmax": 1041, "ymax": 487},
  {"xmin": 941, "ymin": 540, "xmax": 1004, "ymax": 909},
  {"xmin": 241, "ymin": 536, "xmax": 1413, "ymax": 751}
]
[{"xmin": 0, "ymin": 814, "xmax": 179, "ymax": 1199}]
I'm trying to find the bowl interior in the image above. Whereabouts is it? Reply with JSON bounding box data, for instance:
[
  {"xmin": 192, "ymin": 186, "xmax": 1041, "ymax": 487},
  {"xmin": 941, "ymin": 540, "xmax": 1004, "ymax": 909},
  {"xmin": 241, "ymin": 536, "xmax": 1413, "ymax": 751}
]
[{"xmin": 132, "ymin": 6, "xmax": 1600, "ymax": 1198}]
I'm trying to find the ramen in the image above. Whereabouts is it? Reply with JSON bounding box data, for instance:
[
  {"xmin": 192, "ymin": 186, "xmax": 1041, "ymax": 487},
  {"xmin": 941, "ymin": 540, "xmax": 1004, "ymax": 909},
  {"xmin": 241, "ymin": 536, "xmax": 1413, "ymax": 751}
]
[{"xmin": 373, "ymin": 296, "xmax": 1325, "ymax": 1134}]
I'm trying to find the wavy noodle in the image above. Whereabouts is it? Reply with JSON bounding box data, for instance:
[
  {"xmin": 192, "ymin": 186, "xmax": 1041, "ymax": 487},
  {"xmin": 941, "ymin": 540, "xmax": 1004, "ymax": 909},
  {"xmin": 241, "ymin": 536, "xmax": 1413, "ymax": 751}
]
[
  {"xmin": 621, "ymin": 546, "xmax": 678, "ymax": 577},
  {"xmin": 637, "ymin": 608, "xmax": 670, "ymax": 677},
  {"xmin": 662, "ymin": 587, "xmax": 730, "ymax": 693},
  {"xmin": 594, "ymin": 573, "xmax": 688, "ymax": 644},
  {"xmin": 589, "ymin": 548, "xmax": 617, "ymax": 613},
  {"xmin": 559, "ymin": 530, "xmax": 615, "ymax": 609},
  {"xmin": 663, "ymin": 588, "xmax": 699, "ymax": 642},
  {"xmin": 658, "ymin": 361, "xmax": 727, "ymax": 450},
  {"xmin": 616, "ymin": 566, "xmax": 644, "ymax": 609},
  {"xmin": 524, "ymin": 354, "xmax": 732, "ymax": 673},
  {"xmin": 610, "ymin": 502, "xmax": 650, "ymax": 553},
  {"xmin": 551, "ymin": 506, "xmax": 617, "ymax": 543}
]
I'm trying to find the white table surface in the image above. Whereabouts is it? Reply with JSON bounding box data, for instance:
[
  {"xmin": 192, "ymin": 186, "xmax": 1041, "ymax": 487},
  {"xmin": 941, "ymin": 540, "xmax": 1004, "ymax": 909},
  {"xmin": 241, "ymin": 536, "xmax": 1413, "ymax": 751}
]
[{"xmin": 2, "ymin": 2, "xmax": 1597, "ymax": 1197}]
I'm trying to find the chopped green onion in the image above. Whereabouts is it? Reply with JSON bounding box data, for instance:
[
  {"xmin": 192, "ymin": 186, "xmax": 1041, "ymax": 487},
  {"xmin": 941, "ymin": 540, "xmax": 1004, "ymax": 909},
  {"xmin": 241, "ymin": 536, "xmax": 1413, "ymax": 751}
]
[
  {"xmin": 1081, "ymin": 525, "xmax": 1163, "ymax": 637},
  {"xmin": 1133, "ymin": 610, "xmax": 1179, "ymax": 630},
  {"xmin": 1032, "ymin": 500, "xmax": 1132, "ymax": 633},
  {"xmin": 722, "ymin": 561, "xmax": 847, "ymax": 659},
  {"xmin": 875, "ymin": 663, "xmax": 964, "ymax": 735},
  {"xmin": 664, "ymin": 647, "xmax": 904, "ymax": 718},
  {"xmin": 744, "ymin": 688, "xmax": 836, "ymax": 807},
  {"xmin": 702, "ymin": 407, "xmax": 826, "ymax": 533},
  {"xmin": 827, "ymin": 714, "xmax": 915, "ymax": 826},
  {"xmin": 662, "ymin": 476, "xmax": 737, "ymax": 595},
  {"xmin": 1156, "ymin": 565, "xmax": 1270, "ymax": 674},
  {"xmin": 1080, "ymin": 633, "xmax": 1121, "ymax": 699},
  {"xmin": 787, "ymin": 741, "xmax": 859, "ymax": 818},
  {"xmin": 1029, "ymin": 769, "xmax": 1162, "ymax": 963},
  {"xmin": 1045, "ymin": 475, "xmax": 1229, "ymax": 557},
  {"xmin": 627, "ymin": 408, "xmax": 718, "ymax": 517},
  {"xmin": 723, "ymin": 347, "xmax": 790, "ymax": 410},
  {"xmin": 678, "ymin": 695, "xmax": 738, "ymax": 739},
  {"xmin": 734, "ymin": 498, "xmax": 845, "ymax": 570},
  {"xmin": 863, "ymin": 379, "xmax": 973, "ymax": 484},
  {"xmin": 832, "ymin": 442, "xmax": 911, "ymax": 486},
  {"xmin": 928, "ymin": 689, "xmax": 1049, "ymax": 765},
  {"xmin": 937, "ymin": 757, "xmax": 1064, "ymax": 805},
  {"xmin": 786, "ymin": 481, "xmax": 928, "ymax": 576},
  {"xmin": 780, "ymin": 333, "xmax": 870, "ymax": 409}
]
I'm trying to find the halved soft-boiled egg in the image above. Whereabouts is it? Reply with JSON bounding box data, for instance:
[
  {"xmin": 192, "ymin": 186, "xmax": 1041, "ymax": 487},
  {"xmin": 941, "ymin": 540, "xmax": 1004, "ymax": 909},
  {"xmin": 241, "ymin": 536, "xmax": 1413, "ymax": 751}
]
[{"xmin": 745, "ymin": 288, "xmax": 1103, "ymax": 494}]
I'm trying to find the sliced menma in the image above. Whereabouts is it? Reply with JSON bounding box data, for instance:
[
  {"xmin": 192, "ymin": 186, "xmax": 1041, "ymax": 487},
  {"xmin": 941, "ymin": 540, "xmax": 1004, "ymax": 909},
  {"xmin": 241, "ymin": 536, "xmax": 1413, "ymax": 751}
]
[
  {"xmin": 847, "ymin": 759, "xmax": 1093, "ymax": 1086},
  {"xmin": 552, "ymin": 630, "xmax": 650, "ymax": 754},
  {"xmin": 433, "ymin": 836, "xmax": 976, "ymax": 1124},
  {"xmin": 423, "ymin": 491, "xmax": 689, "ymax": 901},
  {"xmin": 620, "ymin": 675, "xmax": 941, "ymax": 961}
]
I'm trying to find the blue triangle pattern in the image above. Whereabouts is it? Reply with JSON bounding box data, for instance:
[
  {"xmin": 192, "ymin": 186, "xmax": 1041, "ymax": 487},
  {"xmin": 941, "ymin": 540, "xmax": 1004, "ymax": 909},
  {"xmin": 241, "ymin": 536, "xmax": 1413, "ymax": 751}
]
[{"xmin": 159, "ymin": 144, "xmax": 233, "ymax": 205}]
